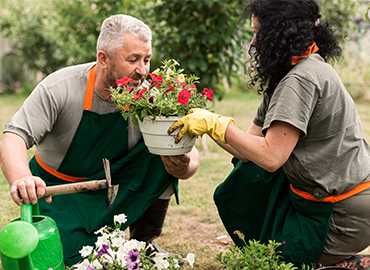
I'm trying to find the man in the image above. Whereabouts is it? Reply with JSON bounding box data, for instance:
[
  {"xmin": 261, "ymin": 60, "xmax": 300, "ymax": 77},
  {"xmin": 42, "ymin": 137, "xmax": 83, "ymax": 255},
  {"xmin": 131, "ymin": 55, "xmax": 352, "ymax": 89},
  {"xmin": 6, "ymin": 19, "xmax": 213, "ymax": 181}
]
[{"xmin": 0, "ymin": 14, "xmax": 199, "ymax": 265}]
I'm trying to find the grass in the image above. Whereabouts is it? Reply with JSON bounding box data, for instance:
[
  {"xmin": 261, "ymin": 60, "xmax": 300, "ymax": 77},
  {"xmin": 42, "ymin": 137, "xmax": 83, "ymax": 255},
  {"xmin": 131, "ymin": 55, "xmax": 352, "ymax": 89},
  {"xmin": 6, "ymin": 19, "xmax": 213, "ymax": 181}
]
[{"xmin": 0, "ymin": 89, "xmax": 369, "ymax": 269}]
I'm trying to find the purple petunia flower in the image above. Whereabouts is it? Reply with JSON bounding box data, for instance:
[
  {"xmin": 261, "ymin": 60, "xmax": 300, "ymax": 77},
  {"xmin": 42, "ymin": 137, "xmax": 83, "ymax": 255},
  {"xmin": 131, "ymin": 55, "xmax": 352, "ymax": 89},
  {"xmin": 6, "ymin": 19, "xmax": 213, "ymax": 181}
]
[
  {"xmin": 97, "ymin": 244, "xmax": 110, "ymax": 256},
  {"xmin": 87, "ymin": 265, "xmax": 95, "ymax": 270},
  {"xmin": 127, "ymin": 261, "xmax": 139, "ymax": 270},
  {"xmin": 125, "ymin": 249, "xmax": 140, "ymax": 270}
]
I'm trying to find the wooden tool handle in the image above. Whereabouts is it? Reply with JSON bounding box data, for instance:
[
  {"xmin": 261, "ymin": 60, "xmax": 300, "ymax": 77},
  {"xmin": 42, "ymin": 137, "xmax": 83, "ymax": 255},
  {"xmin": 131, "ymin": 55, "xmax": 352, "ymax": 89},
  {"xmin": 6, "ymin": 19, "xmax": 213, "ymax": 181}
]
[{"xmin": 44, "ymin": 179, "xmax": 108, "ymax": 197}]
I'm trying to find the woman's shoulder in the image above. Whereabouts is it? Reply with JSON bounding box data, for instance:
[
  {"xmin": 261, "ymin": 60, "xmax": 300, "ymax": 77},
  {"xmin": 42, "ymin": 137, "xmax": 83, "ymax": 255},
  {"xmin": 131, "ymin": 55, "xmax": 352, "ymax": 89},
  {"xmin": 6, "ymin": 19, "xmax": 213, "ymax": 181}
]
[{"xmin": 285, "ymin": 54, "xmax": 340, "ymax": 89}]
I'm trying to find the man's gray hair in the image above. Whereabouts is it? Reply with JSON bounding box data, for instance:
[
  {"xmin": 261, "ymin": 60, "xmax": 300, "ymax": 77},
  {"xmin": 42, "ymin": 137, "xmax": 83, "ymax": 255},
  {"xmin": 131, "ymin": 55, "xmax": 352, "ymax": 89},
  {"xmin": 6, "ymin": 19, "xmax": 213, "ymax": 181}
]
[{"xmin": 97, "ymin": 14, "xmax": 152, "ymax": 53}]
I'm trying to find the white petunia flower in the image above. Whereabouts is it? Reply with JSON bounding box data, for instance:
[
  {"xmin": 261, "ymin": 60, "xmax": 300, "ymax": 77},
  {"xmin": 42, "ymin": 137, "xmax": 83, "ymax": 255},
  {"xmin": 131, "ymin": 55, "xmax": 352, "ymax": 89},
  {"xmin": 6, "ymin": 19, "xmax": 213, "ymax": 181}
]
[
  {"xmin": 79, "ymin": 245, "xmax": 94, "ymax": 258},
  {"xmin": 122, "ymin": 239, "xmax": 146, "ymax": 252},
  {"xmin": 185, "ymin": 253, "xmax": 196, "ymax": 268},
  {"xmin": 152, "ymin": 253, "xmax": 170, "ymax": 270},
  {"xmin": 110, "ymin": 233, "xmax": 126, "ymax": 248},
  {"xmin": 95, "ymin": 234, "xmax": 110, "ymax": 249},
  {"xmin": 116, "ymin": 239, "xmax": 146, "ymax": 265},
  {"xmin": 114, "ymin": 214, "xmax": 127, "ymax": 225}
]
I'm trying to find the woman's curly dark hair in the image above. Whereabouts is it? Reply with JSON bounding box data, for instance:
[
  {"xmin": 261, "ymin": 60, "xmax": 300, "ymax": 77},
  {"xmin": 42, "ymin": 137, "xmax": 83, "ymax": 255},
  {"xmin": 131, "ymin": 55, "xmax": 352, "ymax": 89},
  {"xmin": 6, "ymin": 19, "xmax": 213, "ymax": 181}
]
[{"xmin": 248, "ymin": 0, "xmax": 342, "ymax": 96}]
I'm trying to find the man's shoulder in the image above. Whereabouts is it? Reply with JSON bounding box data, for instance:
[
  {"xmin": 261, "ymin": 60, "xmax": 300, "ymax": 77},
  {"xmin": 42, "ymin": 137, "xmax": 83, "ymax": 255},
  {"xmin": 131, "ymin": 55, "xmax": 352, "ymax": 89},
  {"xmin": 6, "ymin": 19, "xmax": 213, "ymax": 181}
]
[
  {"xmin": 31, "ymin": 62, "xmax": 95, "ymax": 105},
  {"xmin": 41, "ymin": 62, "xmax": 95, "ymax": 89}
]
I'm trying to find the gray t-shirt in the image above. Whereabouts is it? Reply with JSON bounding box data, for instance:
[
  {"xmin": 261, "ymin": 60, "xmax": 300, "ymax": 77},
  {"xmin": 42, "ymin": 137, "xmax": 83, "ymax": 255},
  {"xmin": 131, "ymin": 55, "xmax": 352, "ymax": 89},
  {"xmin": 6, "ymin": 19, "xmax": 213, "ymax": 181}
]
[
  {"xmin": 4, "ymin": 62, "xmax": 141, "ymax": 169},
  {"xmin": 254, "ymin": 54, "xmax": 370, "ymax": 197}
]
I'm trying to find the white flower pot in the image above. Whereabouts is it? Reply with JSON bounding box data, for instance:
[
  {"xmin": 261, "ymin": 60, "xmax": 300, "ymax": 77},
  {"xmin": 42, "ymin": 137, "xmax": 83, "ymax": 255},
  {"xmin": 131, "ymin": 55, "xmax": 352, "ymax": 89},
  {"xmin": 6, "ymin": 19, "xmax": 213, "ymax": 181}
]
[{"xmin": 138, "ymin": 116, "xmax": 196, "ymax": 156}]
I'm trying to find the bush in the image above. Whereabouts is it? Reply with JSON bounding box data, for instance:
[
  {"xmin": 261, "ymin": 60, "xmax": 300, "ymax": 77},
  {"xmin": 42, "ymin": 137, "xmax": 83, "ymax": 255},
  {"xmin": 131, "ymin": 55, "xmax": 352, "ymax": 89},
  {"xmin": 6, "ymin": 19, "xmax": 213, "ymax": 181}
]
[
  {"xmin": 319, "ymin": 0, "xmax": 358, "ymax": 42},
  {"xmin": 0, "ymin": 52, "xmax": 36, "ymax": 92},
  {"xmin": 143, "ymin": 0, "xmax": 250, "ymax": 98},
  {"xmin": 334, "ymin": 40, "xmax": 370, "ymax": 100},
  {"xmin": 218, "ymin": 239, "xmax": 301, "ymax": 270}
]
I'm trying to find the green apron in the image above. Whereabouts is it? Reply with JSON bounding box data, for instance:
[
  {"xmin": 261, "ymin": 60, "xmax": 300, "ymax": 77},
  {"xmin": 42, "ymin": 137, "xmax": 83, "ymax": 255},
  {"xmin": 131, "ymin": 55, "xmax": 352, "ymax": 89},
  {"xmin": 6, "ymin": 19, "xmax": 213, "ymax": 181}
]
[
  {"xmin": 29, "ymin": 67, "xmax": 177, "ymax": 266},
  {"xmin": 214, "ymin": 159, "xmax": 334, "ymax": 265}
]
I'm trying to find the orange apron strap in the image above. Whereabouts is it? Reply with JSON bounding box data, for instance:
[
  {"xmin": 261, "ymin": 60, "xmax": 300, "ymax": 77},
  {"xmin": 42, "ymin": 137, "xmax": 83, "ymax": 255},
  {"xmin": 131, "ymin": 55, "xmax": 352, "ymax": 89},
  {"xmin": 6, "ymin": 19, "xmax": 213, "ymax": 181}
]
[
  {"xmin": 35, "ymin": 153, "xmax": 86, "ymax": 182},
  {"xmin": 83, "ymin": 65, "xmax": 96, "ymax": 111},
  {"xmin": 291, "ymin": 42, "xmax": 319, "ymax": 65},
  {"xmin": 290, "ymin": 181, "xmax": 370, "ymax": 203}
]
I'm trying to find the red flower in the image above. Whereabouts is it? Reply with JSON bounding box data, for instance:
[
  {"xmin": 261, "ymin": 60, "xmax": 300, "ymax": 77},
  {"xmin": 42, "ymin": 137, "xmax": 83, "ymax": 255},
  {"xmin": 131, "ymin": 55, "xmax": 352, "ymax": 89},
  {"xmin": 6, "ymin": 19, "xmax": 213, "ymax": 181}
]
[
  {"xmin": 178, "ymin": 89, "xmax": 192, "ymax": 105},
  {"xmin": 132, "ymin": 88, "xmax": 148, "ymax": 100},
  {"xmin": 202, "ymin": 88, "xmax": 214, "ymax": 101},
  {"xmin": 116, "ymin": 76, "xmax": 134, "ymax": 87},
  {"xmin": 148, "ymin": 73, "xmax": 163, "ymax": 88}
]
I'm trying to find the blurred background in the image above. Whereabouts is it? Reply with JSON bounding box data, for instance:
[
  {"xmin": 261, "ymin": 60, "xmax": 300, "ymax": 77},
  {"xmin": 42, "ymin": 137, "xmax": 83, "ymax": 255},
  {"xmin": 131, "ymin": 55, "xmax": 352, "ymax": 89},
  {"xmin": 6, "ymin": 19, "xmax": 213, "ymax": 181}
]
[{"xmin": 0, "ymin": 0, "xmax": 369, "ymax": 99}]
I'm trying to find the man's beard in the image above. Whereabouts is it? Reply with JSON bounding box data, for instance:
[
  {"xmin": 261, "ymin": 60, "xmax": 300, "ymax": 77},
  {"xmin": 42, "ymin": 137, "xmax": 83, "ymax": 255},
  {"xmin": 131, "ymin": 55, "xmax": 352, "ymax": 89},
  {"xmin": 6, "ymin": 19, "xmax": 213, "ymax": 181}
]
[{"xmin": 106, "ymin": 72, "xmax": 118, "ymax": 88}]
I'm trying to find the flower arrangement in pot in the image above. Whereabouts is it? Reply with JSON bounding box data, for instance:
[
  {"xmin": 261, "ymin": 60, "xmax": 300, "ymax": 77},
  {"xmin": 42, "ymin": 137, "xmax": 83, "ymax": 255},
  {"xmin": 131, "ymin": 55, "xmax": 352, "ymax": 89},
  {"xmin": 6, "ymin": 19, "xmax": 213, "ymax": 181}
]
[{"xmin": 111, "ymin": 59, "xmax": 214, "ymax": 155}]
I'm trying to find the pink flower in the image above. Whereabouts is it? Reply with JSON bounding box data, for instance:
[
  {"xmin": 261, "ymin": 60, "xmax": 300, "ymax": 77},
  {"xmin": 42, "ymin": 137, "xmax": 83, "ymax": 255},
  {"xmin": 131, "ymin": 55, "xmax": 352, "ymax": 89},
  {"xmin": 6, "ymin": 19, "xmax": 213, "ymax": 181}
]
[
  {"xmin": 202, "ymin": 88, "xmax": 214, "ymax": 101},
  {"xmin": 178, "ymin": 89, "xmax": 191, "ymax": 105},
  {"xmin": 116, "ymin": 77, "xmax": 134, "ymax": 87}
]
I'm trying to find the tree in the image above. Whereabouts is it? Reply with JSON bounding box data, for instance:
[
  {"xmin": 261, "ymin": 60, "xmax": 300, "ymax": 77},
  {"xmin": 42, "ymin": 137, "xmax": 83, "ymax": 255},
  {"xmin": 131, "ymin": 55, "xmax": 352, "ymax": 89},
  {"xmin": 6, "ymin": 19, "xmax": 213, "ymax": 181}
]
[
  {"xmin": 319, "ymin": 0, "xmax": 358, "ymax": 42},
  {"xmin": 0, "ymin": 0, "xmax": 136, "ymax": 74},
  {"xmin": 0, "ymin": 1, "xmax": 66, "ymax": 74},
  {"xmin": 143, "ymin": 0, "xmax": 250, "ymax": 96}
]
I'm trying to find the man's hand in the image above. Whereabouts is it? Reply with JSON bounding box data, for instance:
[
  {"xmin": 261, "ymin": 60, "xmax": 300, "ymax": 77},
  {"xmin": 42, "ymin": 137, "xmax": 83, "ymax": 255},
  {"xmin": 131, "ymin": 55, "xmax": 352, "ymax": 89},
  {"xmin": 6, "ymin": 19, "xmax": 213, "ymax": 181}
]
[
  {"xmin": 168, "ymin": 108, "xmax": 235, "ymax": 144},
  {"xmin": 10, "ymin": 176, "xmax": 51, "ymax": 205},
  {"xmin": 160, "ymin": 147, "xmax": 200, "ymax": 179},
  {"xmin": 161, "ymin": 154, "xmax": 190, "ymax": 179}
]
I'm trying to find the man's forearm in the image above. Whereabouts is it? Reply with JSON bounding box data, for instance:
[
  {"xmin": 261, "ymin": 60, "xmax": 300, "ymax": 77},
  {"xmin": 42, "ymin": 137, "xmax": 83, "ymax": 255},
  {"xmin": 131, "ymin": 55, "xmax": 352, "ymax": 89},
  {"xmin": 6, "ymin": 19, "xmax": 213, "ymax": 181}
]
[{"xmin": 0, "ymin": 133, "xmax": 32, "ymax": 184}]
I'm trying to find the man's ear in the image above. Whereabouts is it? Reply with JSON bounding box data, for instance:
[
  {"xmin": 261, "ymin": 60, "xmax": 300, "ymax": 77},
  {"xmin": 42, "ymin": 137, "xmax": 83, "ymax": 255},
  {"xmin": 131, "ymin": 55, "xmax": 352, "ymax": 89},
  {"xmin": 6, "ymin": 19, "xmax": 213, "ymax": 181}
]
[{"xmin": 97, "ymin": 50, "xmax": 109, "ymax": 68}]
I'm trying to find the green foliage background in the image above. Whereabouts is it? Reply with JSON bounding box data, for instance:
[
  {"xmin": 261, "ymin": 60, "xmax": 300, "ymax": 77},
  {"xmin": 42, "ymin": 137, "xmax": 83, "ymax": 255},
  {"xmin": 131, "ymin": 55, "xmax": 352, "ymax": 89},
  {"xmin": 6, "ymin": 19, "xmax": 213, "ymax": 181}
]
[
  {"xmin": 0, "ymin": 0, "xmax": 361, "ymax": 94},
  {"xmin": 142, "ymin": 0, "xmax": 250, "ymax": 95}
]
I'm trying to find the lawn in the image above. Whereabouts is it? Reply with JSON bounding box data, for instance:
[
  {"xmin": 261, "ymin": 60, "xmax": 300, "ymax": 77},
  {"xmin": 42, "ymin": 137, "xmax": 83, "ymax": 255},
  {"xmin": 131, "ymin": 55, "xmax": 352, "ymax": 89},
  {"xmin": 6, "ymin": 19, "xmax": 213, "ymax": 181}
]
[{"xmin": 0, "ymin": 90, "xmax": 369, "ymax": 269}]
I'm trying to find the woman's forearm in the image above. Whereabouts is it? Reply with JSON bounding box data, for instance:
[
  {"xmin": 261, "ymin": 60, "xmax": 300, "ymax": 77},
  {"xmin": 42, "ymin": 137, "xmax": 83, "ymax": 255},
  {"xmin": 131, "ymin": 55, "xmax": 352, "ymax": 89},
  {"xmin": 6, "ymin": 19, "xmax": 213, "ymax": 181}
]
[
  {"xmin": 224, "ymin": 122, "xmax": 300, "ymax": 172},
  {"xmin": 216, "ymin": 122, "xmax": 263, "ymax": 162}
]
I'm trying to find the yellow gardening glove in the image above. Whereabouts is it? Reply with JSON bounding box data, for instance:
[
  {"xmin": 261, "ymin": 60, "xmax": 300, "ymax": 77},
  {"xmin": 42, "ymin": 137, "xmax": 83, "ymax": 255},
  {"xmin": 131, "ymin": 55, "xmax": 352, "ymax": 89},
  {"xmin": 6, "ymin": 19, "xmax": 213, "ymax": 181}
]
[{"xmin": 168, "ymin": 108, "xmax": 235, "ymax": 144}]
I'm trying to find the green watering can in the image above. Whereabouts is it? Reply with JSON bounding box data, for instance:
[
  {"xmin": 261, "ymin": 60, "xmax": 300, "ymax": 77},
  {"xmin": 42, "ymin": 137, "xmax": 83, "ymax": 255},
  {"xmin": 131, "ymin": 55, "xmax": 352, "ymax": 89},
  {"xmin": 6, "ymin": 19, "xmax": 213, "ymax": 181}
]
[{"xmin": 0, "ymin": 204, "xmax": 64, "ymax": 270}]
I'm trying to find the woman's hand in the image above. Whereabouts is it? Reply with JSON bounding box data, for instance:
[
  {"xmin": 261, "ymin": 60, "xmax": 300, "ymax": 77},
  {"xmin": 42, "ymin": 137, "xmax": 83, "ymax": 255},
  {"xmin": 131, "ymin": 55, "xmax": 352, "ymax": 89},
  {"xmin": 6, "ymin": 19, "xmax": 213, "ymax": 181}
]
[{"xmin": 168, "ymin": 108, "xmax": 234, "ymax": 143}]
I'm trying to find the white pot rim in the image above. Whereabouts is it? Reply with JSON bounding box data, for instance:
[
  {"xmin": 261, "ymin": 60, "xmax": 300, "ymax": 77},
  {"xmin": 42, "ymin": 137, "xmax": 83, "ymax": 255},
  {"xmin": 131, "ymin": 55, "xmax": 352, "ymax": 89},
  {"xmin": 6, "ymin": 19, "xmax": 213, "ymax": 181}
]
[{"xmin": 139, "ymin": 115, "xmax": 182, "ymax": 122}]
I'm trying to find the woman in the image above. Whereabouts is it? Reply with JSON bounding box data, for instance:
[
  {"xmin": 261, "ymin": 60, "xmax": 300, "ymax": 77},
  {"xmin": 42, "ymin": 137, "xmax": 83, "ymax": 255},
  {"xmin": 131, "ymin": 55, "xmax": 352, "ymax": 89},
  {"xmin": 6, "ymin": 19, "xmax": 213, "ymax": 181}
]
[{"xmin": 169, "ymin": 0, "xmax": 370, "ymax": 268}]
